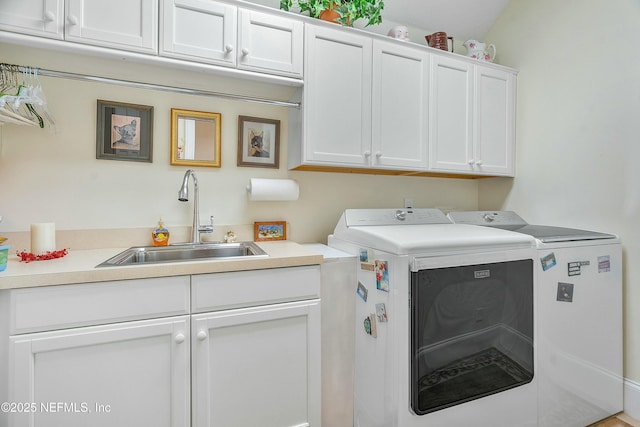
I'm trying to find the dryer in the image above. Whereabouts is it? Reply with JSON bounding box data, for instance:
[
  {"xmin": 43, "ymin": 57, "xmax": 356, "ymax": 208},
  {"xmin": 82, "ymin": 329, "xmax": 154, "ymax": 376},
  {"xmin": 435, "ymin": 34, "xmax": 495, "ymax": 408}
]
[
  {"xmin": 448, "ymin": 211, "xmax": 623, "ymax": 427},
  {"xmin": 328, "ymin": 208, "xmax": 538, "ymax": 427}
]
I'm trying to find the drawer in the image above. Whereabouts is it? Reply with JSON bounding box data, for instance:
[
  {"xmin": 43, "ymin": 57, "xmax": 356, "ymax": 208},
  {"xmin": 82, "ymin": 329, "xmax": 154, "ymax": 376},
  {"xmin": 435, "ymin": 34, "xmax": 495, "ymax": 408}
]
[
  {"xmin": 10, "ymin": 276, "xmax": 190, "ymax": 334},
  {"xmin": 191, "ymin": 266, "xmax": 320, "ymax": 313}
]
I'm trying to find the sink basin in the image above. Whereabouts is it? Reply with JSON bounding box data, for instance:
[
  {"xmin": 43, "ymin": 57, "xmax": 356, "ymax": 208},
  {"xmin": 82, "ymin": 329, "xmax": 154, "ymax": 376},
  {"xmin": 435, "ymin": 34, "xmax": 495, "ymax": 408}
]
[{"xmin": 96, "ymin": 242, "xmax": 268, "ymax": 267}]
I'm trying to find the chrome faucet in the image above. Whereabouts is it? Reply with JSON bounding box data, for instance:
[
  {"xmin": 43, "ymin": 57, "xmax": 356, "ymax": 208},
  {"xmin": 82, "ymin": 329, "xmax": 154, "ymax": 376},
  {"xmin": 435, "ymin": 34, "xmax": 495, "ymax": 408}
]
[{"xmin": 178, "ymin": 169, "xmax": 213, "ymax": 244}]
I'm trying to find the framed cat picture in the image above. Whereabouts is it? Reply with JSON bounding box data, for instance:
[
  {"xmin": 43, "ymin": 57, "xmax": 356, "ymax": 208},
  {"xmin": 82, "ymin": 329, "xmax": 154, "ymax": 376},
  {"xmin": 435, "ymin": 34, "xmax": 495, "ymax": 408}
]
[
  {"xmin": 237, "ymin": 115, "xmax": 280, "ymax": 168},
  {"xmin": 96, "ymin": 100, "xmax": 154, "ymax": 162}
]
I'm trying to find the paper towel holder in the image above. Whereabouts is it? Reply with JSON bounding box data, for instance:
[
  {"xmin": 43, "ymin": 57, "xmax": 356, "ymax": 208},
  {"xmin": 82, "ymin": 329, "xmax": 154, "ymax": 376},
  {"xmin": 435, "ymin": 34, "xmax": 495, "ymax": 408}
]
[{"xmin": 246, "ymin": 178, "xmax": 299, "ymax": 201}]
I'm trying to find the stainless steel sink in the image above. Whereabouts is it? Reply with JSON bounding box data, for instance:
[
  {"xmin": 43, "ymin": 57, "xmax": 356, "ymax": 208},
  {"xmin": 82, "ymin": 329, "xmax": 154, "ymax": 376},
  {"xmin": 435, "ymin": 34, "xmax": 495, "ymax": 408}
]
[{"xmin": 96, "ymin": 242, "xmax": 268, "ymax": 267}]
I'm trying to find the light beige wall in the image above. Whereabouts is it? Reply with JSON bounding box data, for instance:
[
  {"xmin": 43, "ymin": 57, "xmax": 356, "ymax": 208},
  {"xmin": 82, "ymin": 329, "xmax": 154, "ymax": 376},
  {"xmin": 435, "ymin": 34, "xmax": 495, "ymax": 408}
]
[
  {"xmin": 0, "ymin": 43, "xmax": 479, "ymax": 245},
  {"xmin": 481, "ymin": 0, "xmax": 640, "ymax": 381}
]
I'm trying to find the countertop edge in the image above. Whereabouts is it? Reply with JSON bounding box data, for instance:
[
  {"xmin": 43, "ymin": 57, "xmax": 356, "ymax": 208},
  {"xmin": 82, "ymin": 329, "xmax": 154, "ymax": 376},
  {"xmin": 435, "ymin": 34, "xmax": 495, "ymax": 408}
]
[{"xmin": 0, "ymin": 241, "xmax": 324, "ymax": 290}]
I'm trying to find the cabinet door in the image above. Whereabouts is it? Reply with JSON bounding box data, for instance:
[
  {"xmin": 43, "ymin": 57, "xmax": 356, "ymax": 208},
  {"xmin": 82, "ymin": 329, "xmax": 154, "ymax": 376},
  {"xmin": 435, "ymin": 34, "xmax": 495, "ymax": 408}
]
[
  {"xmin": 303, "ymin": 25, "xmax": 372, "ymax": 167},
  {"xmin": 160, "ymin": 0, "xmax": 236, "ymax": 66},
  {"xmin": 473, "ymin": 65, "xmax": 516, "ymax": 176},
  {"xmin": 429, "ymin": 55, "xmax": 474, "ymax": 173},
  {"xmin": 237, "ymin": 8, "xmax": 303, "ymax": 78},
  {"xmin": 0, "ymin": 0, "xmax": 63, "ymax": 39},
  {"xmin": 372, "ymin": 40, "xmax": 429, "ymax": 170},
  {"xmin": 10, "ymin": 316, "xmax": 190, "ymax": 427},
  {"xmin": 65, "ymin": 0, "xmax": 158, "ymax": 53},
  {"xmin": 192, "ymin": 300, "xmax": 321, "ymax": 427}
]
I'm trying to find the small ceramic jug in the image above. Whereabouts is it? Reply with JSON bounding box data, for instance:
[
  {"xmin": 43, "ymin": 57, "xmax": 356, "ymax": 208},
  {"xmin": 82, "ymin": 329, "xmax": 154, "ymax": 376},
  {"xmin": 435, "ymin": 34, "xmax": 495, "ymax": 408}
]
[
  {"xmin": 387, "ymin": 26, "xmax": 409, "ymax": 41},
  {"xmin": 426, "ymin": 32, "xmax": 453, "ymax": 52},
  {"xmin": 463, "ymin": 39, "xmax": 496, "ymax": 62}
]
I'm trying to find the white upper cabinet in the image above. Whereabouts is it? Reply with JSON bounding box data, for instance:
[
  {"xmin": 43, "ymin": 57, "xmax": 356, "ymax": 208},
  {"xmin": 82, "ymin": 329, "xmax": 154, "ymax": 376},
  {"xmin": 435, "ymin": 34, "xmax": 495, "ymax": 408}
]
[
  {"xmin": 0, "ymin": 0, "xmax": 303, "ymax": 79},
  {"xmin": 429, "ymin": 54, "xmax": 515, "ymax": 176},
  {"xmin": 300, "ymin": 24, "xmax": 372, "ymax": 166},
  {"xmin": 237, "ymin": 8, "xmax": 303, "ymax": 78},
  {"xmin": 160, "ymin": 0, "xmax": 237, "ymax": 66},
  {"xmin": 292, "ymin": 27, "xmax": 431, "ymax": 172},
  {"xmin": 161, "ymin": 0, "xmax": 303, "ymax": 78},
  {"xmin": 66, "ymin": 0, "xmax": 158, "ymax": 53},
  {"xmin": 292, "ymin": 24, "xmax": 515, "ymax": 177},
  {"xmin": 372, "ymin": 39, "xmax": 429, "ymax": 170},
  {"xmin": 0, "ymin": 0, "xmax": 63, "ymax": 39},
  {"xmin": 473, "ymin": 65, "xmax": 515, "ymax": 176},
  {"xmin": 0, "ymin": 0, "xmax": 157, "ymax": 52},
  {"xmin": 429, "ymin": 55, "xmax": 474, "ymax": 173}
]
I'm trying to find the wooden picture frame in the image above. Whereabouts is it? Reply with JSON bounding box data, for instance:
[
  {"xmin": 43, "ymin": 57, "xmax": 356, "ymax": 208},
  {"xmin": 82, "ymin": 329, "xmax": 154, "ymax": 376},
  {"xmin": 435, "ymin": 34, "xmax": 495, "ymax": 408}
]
[
  {"xmin": 96, "ymin": 100, "xmax": 153, "ymax": 162},
  {"xmin": 170, "ymin": 108, "xmax": 221, "ymax": 167},
  {"xmin": 254, "ymin": 221, "xmax": 287, "ymax": 241},
  {"xmin": 237, "ymin": 115, "xmax": 280, "ymax": 168}
]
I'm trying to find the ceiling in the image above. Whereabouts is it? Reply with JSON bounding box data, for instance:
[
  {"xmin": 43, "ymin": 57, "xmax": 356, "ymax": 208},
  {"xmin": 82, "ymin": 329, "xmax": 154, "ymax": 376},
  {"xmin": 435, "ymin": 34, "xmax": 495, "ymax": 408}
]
[{"xmin": 375, "ymin": 0, "xmax": 510, "ymax": 41}]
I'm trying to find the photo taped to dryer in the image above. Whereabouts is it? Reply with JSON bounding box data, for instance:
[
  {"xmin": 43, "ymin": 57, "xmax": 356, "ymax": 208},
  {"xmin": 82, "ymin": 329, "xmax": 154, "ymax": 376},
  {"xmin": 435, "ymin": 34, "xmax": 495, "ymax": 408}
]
[{"xmin": 375, "ymin": 260, "xmax": 389, "ymax": 292}]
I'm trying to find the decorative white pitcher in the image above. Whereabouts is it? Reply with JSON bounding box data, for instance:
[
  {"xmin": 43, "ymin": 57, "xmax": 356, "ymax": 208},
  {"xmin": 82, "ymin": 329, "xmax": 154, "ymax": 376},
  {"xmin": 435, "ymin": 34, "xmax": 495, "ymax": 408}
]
[{"xmin": 463, "ymin": 40, "xmax": 496, "ymax": 62}]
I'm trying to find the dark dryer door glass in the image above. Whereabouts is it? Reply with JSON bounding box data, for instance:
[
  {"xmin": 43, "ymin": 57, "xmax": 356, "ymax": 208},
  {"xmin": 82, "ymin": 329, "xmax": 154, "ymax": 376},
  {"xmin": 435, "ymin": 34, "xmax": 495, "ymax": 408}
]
[{"xmin": 410, "ymin": 259, "xmax": 534, "ymax": 415}]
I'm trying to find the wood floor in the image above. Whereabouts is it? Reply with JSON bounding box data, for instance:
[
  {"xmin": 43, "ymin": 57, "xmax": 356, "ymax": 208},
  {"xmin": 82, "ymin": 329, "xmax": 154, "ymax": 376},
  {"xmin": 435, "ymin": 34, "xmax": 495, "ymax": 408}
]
[{"xmin": 589, "ymin": 413, "xmax": 640, "ymax": 427}]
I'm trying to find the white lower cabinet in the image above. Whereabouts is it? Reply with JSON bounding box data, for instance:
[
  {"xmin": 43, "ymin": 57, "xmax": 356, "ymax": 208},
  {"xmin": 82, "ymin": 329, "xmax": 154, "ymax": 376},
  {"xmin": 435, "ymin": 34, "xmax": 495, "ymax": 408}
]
[
  {"xmin": 3, "ymin": 266, "xmax": 321, "ymax": 427},
  {"xmin": 192, "ymin": 300, "xmax": 321, "ymax": 427},
  {"xmin": 9, "ymin": 316, "xmax": 190, "ymax": 427}
]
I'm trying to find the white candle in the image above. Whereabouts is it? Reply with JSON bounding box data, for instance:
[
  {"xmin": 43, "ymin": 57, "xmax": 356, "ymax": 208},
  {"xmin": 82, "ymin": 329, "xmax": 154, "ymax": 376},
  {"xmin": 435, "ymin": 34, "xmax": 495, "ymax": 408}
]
[{"xmin": 31, "ymin": 223, "xmax": 56, "ymax": 254}]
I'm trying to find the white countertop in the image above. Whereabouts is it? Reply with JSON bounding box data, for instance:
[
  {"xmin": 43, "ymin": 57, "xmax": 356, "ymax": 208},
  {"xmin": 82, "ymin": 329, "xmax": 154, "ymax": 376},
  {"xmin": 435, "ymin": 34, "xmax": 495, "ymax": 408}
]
[{"xmin": 0, "ymin": 241, "xmax": 324, "ymax": 290}]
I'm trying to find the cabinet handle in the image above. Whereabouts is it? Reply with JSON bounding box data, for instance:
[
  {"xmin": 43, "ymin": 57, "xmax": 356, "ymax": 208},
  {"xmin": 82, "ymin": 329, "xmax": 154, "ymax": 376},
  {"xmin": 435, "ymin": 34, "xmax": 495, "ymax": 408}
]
[
  {"xmin": 225, "ymin": 44, "xmax": 234, "ymax": 53},
  {"xmin": 475, "ymin": 159, "xmax": 483, "ymax": 165},
  {"xmin": 363, "ymin": 151, "xmax": 371, "ymax": 158},
  {"xmin": 241, "ymin": 48, "xmax": 250, "ymax": 57},
  {"xmin": 44, "ymin": 11, "xmax": 56, "ymax": 22},
  {"xmin": 197, "ymin": 330, "xmax": 207, "ymax": 341},
  {"xmin": 468, "ymin": 159, "xmax": 475, "ymax": 165},
  {"xmin": 67, "ymin": 15, "xmax": 78, "ymax": 25},
  {"xmin": 174, "ymin": 333, "xmax": 185, "ymax": 344},
  {"xmin": 375, "ymin": 151, "xmax": 382, "ymax": 158}
]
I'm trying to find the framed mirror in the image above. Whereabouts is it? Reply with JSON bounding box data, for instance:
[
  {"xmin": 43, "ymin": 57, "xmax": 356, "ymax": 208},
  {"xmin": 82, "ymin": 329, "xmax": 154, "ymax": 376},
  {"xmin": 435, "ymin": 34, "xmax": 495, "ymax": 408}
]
[{"xmin": 170, "ymin": 109, "xmax": 221, "ymax": 167}]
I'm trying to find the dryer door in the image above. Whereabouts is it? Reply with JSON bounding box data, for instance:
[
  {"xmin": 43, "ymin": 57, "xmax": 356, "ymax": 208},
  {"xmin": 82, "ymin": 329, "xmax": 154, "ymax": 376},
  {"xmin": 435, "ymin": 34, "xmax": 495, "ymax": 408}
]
[{"xmin": 410, "ymin": 258, "xmax": 534, "ymax": 415}]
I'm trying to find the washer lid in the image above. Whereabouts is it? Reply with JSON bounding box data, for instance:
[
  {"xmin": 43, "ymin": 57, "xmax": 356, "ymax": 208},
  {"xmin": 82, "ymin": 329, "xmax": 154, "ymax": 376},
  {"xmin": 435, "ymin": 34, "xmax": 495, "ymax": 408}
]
[
  {"xmin": 448, "ymin": 211, "xmax": 617, "ymax": 242},
  {"xmin": 504, "ymin": 224, "xmax": 616, "ymax": 243},
  {"xmin": 332, "ymin": 222, "xmax": 534, "ymax": 255}
]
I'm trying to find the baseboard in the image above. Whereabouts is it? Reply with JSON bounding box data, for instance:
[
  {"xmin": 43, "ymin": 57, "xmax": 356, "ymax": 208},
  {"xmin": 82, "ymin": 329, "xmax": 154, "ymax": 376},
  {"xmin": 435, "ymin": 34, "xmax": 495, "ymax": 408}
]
[{"xmin": 625, "ymin": 378, "xmax": 640, "ymax": 421}]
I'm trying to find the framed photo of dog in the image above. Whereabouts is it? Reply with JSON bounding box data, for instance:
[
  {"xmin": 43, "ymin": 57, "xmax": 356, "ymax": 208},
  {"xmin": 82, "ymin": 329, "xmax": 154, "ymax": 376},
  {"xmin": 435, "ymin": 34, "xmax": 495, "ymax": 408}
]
[
  {"xmin": 237, "ymin": 115, "xmax": 280, "ymax": 168},
  {"xmin": 96, "ymin": 100, "xmax": 154, "ymax": 162}
]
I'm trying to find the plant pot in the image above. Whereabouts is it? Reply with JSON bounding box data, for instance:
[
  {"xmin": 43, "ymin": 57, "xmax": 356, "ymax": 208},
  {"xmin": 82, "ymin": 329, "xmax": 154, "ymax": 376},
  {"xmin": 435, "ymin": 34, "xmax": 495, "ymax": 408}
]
[{"xmin": 319, "ymin": 6, "xmax": 341, "ymax": 24}]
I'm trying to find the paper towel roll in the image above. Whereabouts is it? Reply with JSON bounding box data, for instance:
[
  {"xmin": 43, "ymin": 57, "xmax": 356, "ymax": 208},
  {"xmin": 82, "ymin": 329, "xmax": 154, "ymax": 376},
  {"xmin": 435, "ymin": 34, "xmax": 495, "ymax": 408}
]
[
  {"xmin": 31, "ymin": 222, "xmax": 56, "ymax": 254},
  {"xmin": 247, "ymin": 179, "xmax": 299, "ymax": 201}
]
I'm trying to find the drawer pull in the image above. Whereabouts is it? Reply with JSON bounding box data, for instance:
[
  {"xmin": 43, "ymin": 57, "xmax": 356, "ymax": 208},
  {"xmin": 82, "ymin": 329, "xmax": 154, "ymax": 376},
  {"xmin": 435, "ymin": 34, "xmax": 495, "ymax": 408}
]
[
  {"xmin": 197, "ymin": 330, "xmax": 207, "ymax": 341},
  {"xmin": 174, "ymin": 333, "xmax": 185, "ymax": 344}
]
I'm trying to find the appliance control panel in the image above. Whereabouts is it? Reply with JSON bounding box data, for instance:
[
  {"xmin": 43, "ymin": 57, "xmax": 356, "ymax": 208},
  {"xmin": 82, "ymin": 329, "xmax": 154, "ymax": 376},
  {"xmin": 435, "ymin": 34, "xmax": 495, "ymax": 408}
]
[
  {"xmin": 343, "ymin": 208, "xmax": 451, "ymax": 226},
  {"xmin": 447, "ymin": 211, "xmax": 528, "ymax": 227}
]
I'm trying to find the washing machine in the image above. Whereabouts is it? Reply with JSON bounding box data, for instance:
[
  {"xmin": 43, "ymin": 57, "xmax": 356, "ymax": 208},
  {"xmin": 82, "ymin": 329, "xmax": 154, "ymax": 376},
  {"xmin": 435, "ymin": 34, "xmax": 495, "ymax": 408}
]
[
  {"xmin": 328, "ymin": 208, "xmax": 538, "ymax": 427},
  {"xmin": 448, "ymin": 211, "xmax": 623, "ymax": 427}
]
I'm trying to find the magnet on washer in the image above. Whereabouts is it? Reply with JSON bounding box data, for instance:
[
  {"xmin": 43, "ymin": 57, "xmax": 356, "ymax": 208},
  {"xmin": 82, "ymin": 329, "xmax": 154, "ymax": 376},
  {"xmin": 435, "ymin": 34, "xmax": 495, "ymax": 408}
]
[
  {"xmin": 356, "ymin": 282, "xmax": 368, "ymax": 302},
  {"xmin": 375, "ymin": 260, "xmax": 389, "ymax": 292},
  {"xmin": 363, "ymin": 316, "xmax": 372, "ymax": 335},
  {"xmin": 369, "ymin": 313, "xmax": 377, "ymax": 338},
  {"xmin": 598, "ymin": 255, "xmax": 611, "ymax": 273},
  {"xmin": 376, "ymin": 303, "xmax": 388, "ymax": 322},
  {"xmin": 541, "ymin": 252, "xmax": 557, "ymax": 271},
  {"xmin": 557, "ymin": 282, "xmax": 574, "ymax": 302}
]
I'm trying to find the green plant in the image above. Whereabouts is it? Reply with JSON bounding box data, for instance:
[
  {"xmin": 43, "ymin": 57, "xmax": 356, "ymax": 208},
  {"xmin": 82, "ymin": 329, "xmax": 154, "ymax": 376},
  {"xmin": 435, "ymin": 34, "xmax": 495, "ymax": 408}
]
[{"xmin": 280, "ymin": 0, "xmax": 384, "ymax": 27}]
